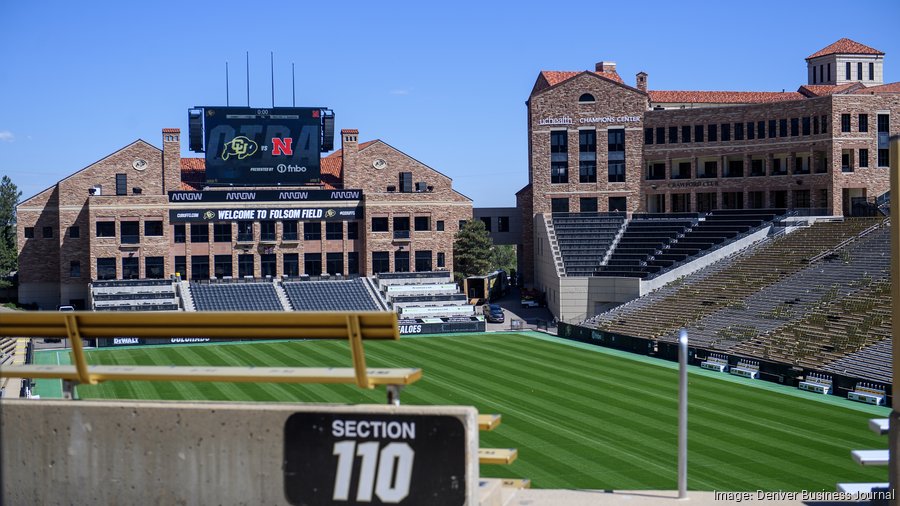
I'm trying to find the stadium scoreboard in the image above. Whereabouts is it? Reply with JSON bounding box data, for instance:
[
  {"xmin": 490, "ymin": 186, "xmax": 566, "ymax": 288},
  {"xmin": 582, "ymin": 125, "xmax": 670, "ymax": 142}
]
[
  {"xmin": 195, "ymin": 106, "xmax": 331, "ymax": 186},
  {"xmin": 284, "ymin": 412, "xmax": 467, "ymax": 505}
]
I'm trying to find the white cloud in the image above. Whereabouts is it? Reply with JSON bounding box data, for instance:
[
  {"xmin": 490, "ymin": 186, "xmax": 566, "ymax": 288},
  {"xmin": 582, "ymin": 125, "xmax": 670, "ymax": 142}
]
[
  {"xmin": 389, "ymin": 89, "xmax": 411, "ymax": 96},
  {"xmin": 0, "ymin": 131, "xmax": 13, "ymax": 142}
]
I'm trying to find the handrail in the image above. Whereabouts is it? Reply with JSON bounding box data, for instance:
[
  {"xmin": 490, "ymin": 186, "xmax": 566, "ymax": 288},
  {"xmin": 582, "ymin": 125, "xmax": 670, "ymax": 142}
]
[
  {"xmin": 0, "ymin": 311, "xmax": 417, "ymax": 396},
  {"xmin": 806, "ymin": 218, "xmax": 888, "ymax": 264}
]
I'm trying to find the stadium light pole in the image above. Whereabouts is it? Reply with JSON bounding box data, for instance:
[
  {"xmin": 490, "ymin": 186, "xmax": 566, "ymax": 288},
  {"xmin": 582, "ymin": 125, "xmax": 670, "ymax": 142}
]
[
  {"xmin": 889, "ymin": 134, "xmax": 899, "ymax": 503},
  {"xmin": 678, "ymin": 329, "xmax": 688, "ymax": 499}
]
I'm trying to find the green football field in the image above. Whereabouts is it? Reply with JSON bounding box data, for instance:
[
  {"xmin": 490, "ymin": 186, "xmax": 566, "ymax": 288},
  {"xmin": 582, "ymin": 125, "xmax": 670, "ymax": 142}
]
[{"xmin": 33, "ymin": 332, "xmax": 889, "ymax": 491}]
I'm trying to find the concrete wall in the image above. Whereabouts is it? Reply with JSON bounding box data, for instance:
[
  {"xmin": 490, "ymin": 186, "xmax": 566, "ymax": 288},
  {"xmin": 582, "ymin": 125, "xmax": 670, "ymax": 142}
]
[
  {"xmin": 473, "ymin": 207, "xmax": 521, "ymax": 246},
  {"xmin": 1, "ymin": 400, "xmax": 478, "ymax": 506}
]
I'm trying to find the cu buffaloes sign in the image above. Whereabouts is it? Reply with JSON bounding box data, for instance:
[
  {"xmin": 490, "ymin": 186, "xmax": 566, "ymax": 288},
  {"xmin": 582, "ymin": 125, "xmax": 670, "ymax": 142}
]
[{"xmin": 203, "ymin": 107, "xmax": 322, "ymax": 186}]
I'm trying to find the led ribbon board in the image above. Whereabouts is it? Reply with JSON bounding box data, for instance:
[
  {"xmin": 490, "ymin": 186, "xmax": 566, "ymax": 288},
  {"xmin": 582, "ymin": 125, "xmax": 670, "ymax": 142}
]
[{"xmin": 203, "ymin": 107, "xmax": 322, "ymax": 185}]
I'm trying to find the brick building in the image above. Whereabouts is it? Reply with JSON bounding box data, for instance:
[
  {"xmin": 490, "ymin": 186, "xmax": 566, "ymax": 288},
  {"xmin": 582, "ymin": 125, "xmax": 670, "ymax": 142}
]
[
  {"xmin": 519, "ymin": 38, "xmax": 897, "ymax": 284},
  {"xmin": 17, "ymin": 128, "xmax": 472, "ymax": 309}
]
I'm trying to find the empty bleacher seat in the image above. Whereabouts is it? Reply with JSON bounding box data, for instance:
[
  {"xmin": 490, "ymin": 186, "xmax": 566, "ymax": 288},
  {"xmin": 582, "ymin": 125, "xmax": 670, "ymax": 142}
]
[{"xmin": 283, "ymin": 279, "xmax": 379, "ymax": 311}]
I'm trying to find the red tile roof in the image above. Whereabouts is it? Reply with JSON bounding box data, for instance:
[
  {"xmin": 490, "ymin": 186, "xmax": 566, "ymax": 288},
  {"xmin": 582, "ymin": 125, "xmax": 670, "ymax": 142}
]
[
  {"xmin": 341, "ymin": 128, "xmax": 359, "ymax": 134},
  {"xmin": 648, "ymin": 90, "xmax": 805, "ymax": 104},
  {"xmin": 162, "ymin": 128, "xmax": 181, "ymax": 133},
  {"xmin": 861, "ymin": 81, "xmax": 900, "ymax": 93},
  {"xmin": 807, "ymin": 38, "xmax": 883, "ymax": 60},
  {"xmin": 797, "ymin": 83, "xmax": 861, "ymax": 97},
  {"xmin": 180, "ymin": 158, "xmax": 205, "ymax": 190},
  {"xmin": 540, "ymin": 69, "xmax": 624, "ymax": 87},
  {"xmin": 320, "ymin": 155, "xmax": 342, "ymax": 190}
]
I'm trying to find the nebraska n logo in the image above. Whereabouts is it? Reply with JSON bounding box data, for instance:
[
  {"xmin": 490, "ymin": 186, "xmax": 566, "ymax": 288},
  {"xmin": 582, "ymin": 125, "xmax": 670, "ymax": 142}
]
[{"xmin": 272, "ymin": 138, "xmax": 293, "ymax": 156}]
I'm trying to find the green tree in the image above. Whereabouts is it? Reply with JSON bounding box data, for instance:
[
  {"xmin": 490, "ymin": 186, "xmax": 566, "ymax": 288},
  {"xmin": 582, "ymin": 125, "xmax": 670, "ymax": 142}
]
[
  {"xmin": 490, "ymin": 244, "xmax": 516, "ymax": 275},
  {"xmin": 0, "ymin": 175, "xmax": 21, "ymax": 288},
  {"xmin": 452, "ymin": 219, "xmax": 493, "ymax": 283}
]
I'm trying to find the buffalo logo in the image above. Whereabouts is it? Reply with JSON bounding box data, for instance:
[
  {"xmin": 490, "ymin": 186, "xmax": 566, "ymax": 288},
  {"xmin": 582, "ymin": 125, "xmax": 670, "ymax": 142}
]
[
  {"xmin": 203, "ymin": 210, "xmax": 216, "ymax": 220},
  {"xmin": 221, "ymin": 136, "xmax": 258, "ymax": 160},
  {"xmin": 325, "ymin": 209, "xmax": 336, "ymax": 218}
]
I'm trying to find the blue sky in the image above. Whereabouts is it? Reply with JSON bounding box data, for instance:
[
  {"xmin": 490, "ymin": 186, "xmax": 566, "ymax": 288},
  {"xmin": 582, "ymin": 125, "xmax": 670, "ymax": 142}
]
[{"xmin": 1, "ymin": 0, "xmax": 898, "ymax": 207}]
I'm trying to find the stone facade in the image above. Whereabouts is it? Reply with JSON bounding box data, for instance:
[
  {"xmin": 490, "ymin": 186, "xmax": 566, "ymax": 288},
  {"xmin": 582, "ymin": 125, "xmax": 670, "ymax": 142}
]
[{"xmin": 17, "ymin": 128, "xmax": 473, "ymax": 309}]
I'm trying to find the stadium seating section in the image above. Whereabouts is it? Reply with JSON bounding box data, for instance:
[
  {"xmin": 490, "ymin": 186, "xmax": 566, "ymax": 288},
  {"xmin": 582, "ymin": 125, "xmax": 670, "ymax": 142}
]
[
  {"xmin": 587, "ymin": 217, "xmax": 892, "ymax": 383},
  {"xmin": 283, "ymin": 278, "xmax": 379, "ymax": 311},
  {"xmin": 190, "ymin": 281, "xmax": 285, "ymax": 311},
  {"xmin": 91, "ymin": 279, "xmax": 180, "ymax": 311},
  {"xmin": 552, "ymin": 213, "xmax": 625, "ymax": 276}
]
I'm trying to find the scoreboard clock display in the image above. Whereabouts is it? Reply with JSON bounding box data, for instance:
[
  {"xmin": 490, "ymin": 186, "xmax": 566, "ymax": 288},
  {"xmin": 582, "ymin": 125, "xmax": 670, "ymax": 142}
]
[{"xmin": 284, "ymin": 413, "xmax": 467, "ymax": 506}]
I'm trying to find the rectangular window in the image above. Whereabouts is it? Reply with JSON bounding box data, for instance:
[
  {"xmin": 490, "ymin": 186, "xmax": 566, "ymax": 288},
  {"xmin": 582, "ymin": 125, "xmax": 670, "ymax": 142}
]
[
  {"xmin": 281, "ymin": 221, "xmax": 297, "ymax": 241},
  {"xmin": 681, "ymin": 125, "xmax": 691, "ymax": 143},
  {"xmin": 497, "ymin": 217, "xmax": 509, "ymax": 232},
  {"xmin": 819, "ymin": 65, "xmax": 823, "ymax": 83},
  {"xmin": 122, "ymin": 257, "xmax": 140, "ymax": 280},
  {"xmin": 644, "ymin": 128, "xmax": 653, "ymax": 144},
  {"xmin": 437, "ymin": 252, "xmax": 445, "ymax": 269},
  {"xmin": 757, "ymin": 120, "xmax": 765, "ymax": 138},
  {"xmin": 214, "ymin": 255, "xmax": 232, "ymax": 278},
  {"xmin": 721, "ymin": 123, "xmax": 730, "ymax": 141},
  {"xmin": 608, "ymin": 197, "xmax": 626, "ymax": 213},
  {"xmin": 68, "ymin": 226, "xmax": 80, "ymax": 238},
  {"xmin": 579, "ymin": 197, "xmax": 598, "ymax": 213},
  {"xmin": 414, "ymin": 250, "xmax": 432, "ymax": 272},
  {"xmin": 648, "ymin": 162, "xmax": 666, "ymax": 180},
  {"xmin": 859, "ymin": 114, "xmax": 868, "ymax": 132},
  {"xmin": 326, "ymin": 252, "xmax": 344, "ymax": 275},
  {"xmin": 725, "ymin": 159, "xmax": 743, "ymax": 178},
  {"xmin": 371, "ymin": 217, "xmax": 389, "ymax": 232},
  {"xmin": 372, "ymin": 252, "xmax": 390, "ymax": 274},
  {"xmin": 802, "ymin": 117, "xmax": 810, "ymax": 135},
  {"xmin": 97, "ymin": 258, "xmax": 116, "ymax": 280},
  {"xmin": 304, "ymin": 222, "xmax": 321, "ymax": 241},
  {"xmin": 190, "ymin": 255, "xmax": 209, "ymax": 280},
  {"xmin": 878, "ymin": 149, "xmax": 890, "ymax": 167},
  {"xmin": 304, "ymin": 253, "xmax": 322, "ymax": 276},
  {"xmin": 260, "ymin": 221, "xmax": 276, "ymax": 241},
  {"xmin": 238, "ymin": 254, "xmax": 254, "ymax": 278},
  {"xmin": 790, "ymin": 118, "xmax": 799, "ymax": 136},
  {"xmin": 869, "ymin": 62, "xmax": 874, "ymax": 80},
  {"xmin": 394, "ymin": 251, "xmax": 409, "ymax": 273},
  {"xmin": 550, "ymin": 198, "xmax": 569, "ymax": 214},
  {"xmin": 794, "ymin": 156, "xmax": 809, "ymax": 175},
  {"xmin": 24, "ymin": 227, "xmax": 34, "ymax": 238},
  {"xmin": 842, "ymin": 152, "xmax": 853, "ymax": 172},
  {"xmin": 120, "ymin": 221, "xmax": 139, "ymax": 244},
  {"xmin": 707, "ymin": 124, "xmax": 717, "ymax": 142},
  {"xmin": 746, "ymin": 121, "xmax": 755, "ymax": 140},
  {"xmin": 393, "ymin": 217, "xmax": 410, "ymax": 236},
  {"xmin": 827, "ymin": 63, "xmax": 831, "ymax": 81},
  {"xmin": 768, "ymin": 120, "xmax": 776, "ymax": 138},
  {"xmin": 779, "ymin": 119, "xmax": 788, "ymax": 137},
  {"xmin": 189, "ymin": 223, "xmax": 208, "ymax": 243},
  {"xmin": 846, "ymin": 61, "xmax": 851, "ymax": 80},
  {"xmin": 145, "ymin": 257, "xmax": 164, "ymax": 279},
  {"xmin": 347, "ymin": 221, "xmax": 359, "ymax": 239},
  {"xmin": 858, "ymin": 62, "xmax": 863, "ymax": 80},
  {"xmin": 694, "ymin": 125, "xmax": 704, "ymax": 142},
  {"xmin": 414, "ymin": 216, "xmax": 430, "ymax": 231},
  {"xmin": 347, "ymin": 252, "xmax": 359, "ymax": 275},
  {"xmin": 115, "ymin": 173, "xmax": 127, "ymax": 196},
  {"xmin": 814, "ymin": 116, "xmax": 820, "ymax": 135},
  {"xmin": 750, "ymin": 159, "xmax": 765, "ymax": 177},
  {"xmin": 70, "ymin": 260, "xmax": 81, "ymax": 278},
  {"xmin": 822, "ymin": 115, "xmax": 829, "ymax": 133},
  {"xmin": 174, "ymin": 256, "xmax": 186, "ymax": 278},
  {"xmin": 237, "ymin": 221, "xmax": 253, "ymax": 242},
  {"xmin": 841, "ymin": 114, "xmax": 851, "ymax": 132},
  {"xmin": 655, "ymin": 127, "xmax": 665, "ymax": 145},
  {"xmin": 859, "ymin": 148, "xmax": 869, "ymax": 168},
  {"xmin": 734, "ymin": 122, "xmax": 743, "ymax": 141},
  {"xmin": 793, "ymin": 189, "xmax": 811, "ymax": 208},
  {"xmin": 326, "ymin": 221, "xmax": 343, "ymax": 240},
  {"xmin": 877, "ymin": 114, "xmax": 889, "ymax": 133},
  {"xmin": 97, "ymin": 221, "xmax": 116, "ymax": 238},
  {"xmin": 673, "ymin": 161, "xmax": 692, "ymax": 180},
  {"xmin": 550, "ymin": 130, "xmax": 568, "ymax": 183},
  {"xmin": 578, "ymin": 129, "xmax": 597, "ymax": 183},
  {"xmin": 607, "ymin": 128, "xmax": 625, "ymax": 183},
  {"xmin": 700, "ymin": 160, "xmax": 717, "ymax": 179},
  {"xmin": 42, "ymin": 226, "xmax": 53, "ymax": 238},
  {"xmin": 399, "ymin": 172, "xmax": 413, "ymax": 193},
  {"xmin": 144, "ymin": 220, "xmax": 163, "ymax": 236},
  {"xmin": 668, "ymin": 126, "xmax": 678, "ymax": 143},
  {"xmin": 260, "ymin": 254, "xmax": 276, "ymax": 278},
  {"xmin": 283, "ymin": 253, "xmax": 299, "ymax": 277}
]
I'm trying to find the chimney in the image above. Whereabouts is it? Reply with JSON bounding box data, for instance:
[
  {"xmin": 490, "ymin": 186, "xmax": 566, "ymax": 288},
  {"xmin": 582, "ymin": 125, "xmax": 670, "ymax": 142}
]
[
  {"xmin": 636, "ymin": 72, "xmax": 648, "ymax": 93},
  {"xmin": 340, "ymin": 129, "xmax": 360, "ymax": 189},
  {"xmin": 162, "ymin": 128, "xmax": 182, "ymax": 192},
  {"xmin": 595, "ymin": 61, "xmax": 616, "ymax": 73}
]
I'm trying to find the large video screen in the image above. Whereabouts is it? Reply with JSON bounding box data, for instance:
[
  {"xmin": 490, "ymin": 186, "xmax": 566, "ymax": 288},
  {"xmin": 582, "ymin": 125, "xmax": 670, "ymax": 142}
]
[{"xmin": 203, "ymin": 107, "xmax": 321, "ymax": 185}]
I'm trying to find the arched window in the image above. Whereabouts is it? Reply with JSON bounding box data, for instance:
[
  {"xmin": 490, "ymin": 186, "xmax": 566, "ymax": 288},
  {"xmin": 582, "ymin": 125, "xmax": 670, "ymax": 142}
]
[{"xmin": 578, "ymin": 93, "xmax": 595, "ymax": 103}]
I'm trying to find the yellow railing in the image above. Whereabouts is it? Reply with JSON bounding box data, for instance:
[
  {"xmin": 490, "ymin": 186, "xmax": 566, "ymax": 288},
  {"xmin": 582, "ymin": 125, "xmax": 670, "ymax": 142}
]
[{"xmin": 0, "ymin": 311, "xmax": 421, "ymax": 398}]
